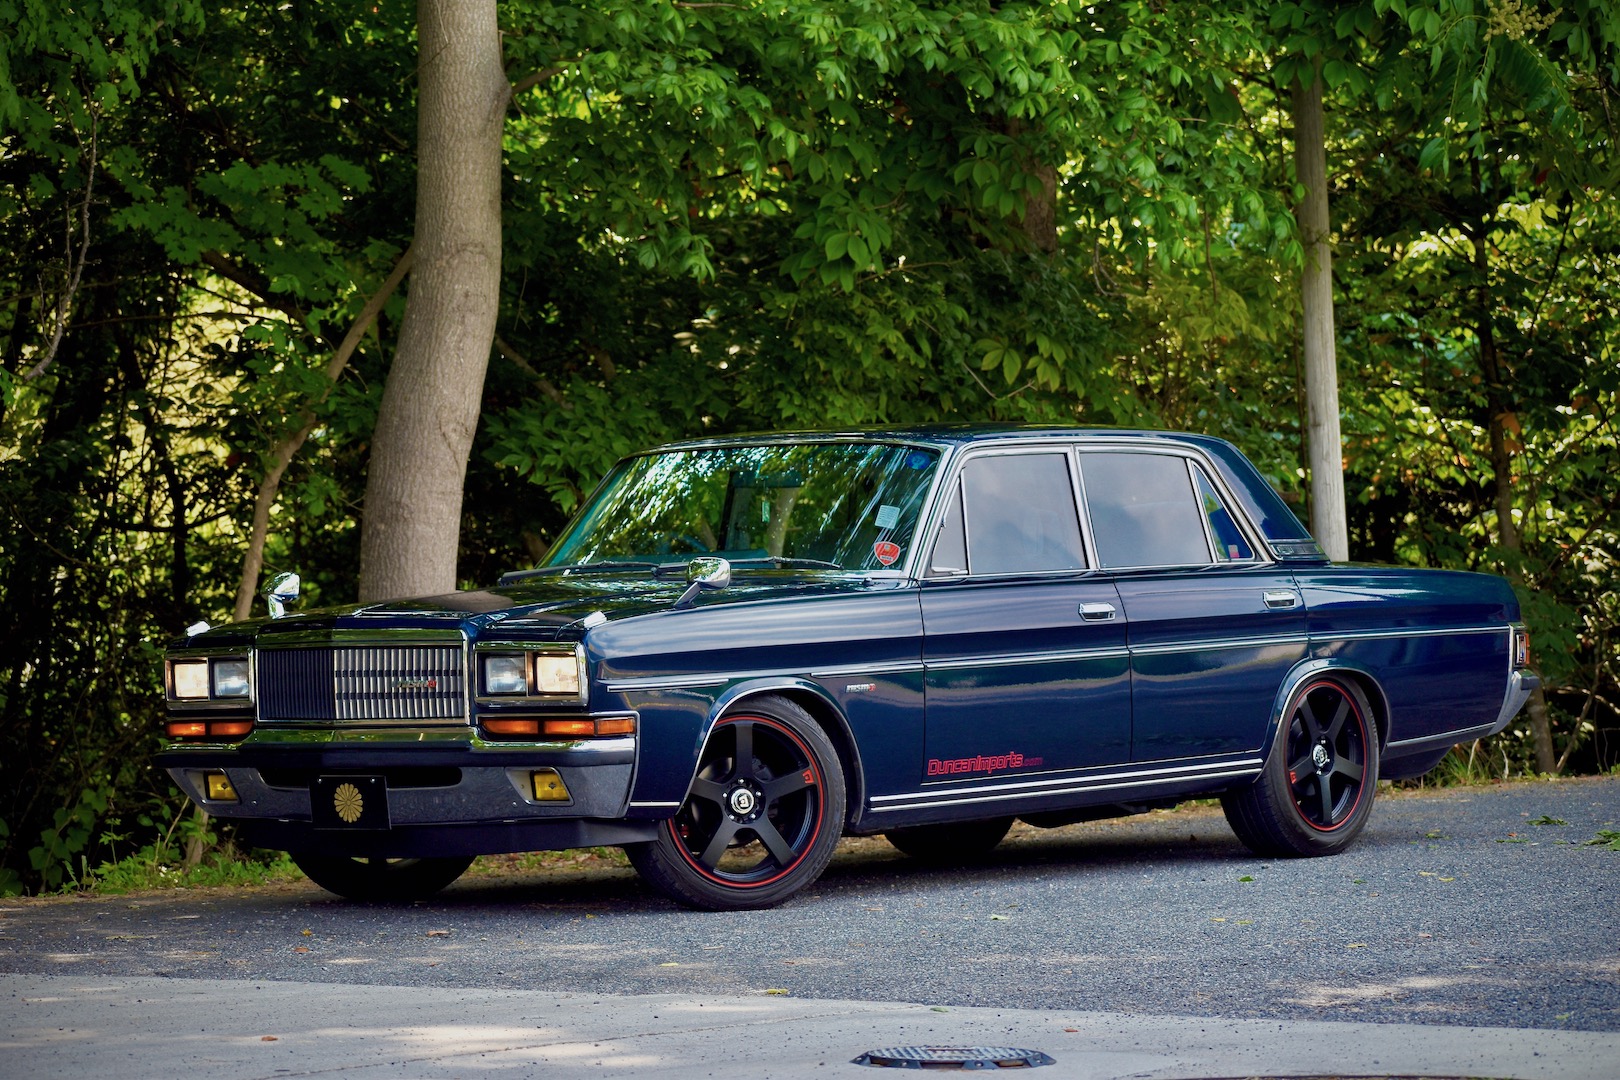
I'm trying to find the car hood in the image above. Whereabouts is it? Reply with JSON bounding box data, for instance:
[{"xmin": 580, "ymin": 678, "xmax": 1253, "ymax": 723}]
[{"xmin": 180, "ymin": 571, "xmax": 905, "ymax": 647}]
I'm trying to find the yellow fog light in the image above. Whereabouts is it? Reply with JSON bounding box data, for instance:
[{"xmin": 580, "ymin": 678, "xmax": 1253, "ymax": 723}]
[
  {"xmin": 204, "ymin": 772, "xmax": 239, "ymax": 802},
  {"xmin": 530, "ymin": 769, "xmax": 571, "ymax": 802}
]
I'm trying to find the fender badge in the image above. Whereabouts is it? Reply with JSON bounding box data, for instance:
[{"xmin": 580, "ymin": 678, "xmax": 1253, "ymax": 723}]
[{"xmin": 873, "ymin": 541, "xmax": 901, "ymax": 566}]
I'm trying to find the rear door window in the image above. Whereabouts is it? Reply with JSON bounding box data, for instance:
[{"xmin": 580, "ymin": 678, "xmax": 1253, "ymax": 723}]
[{"xmin": 1080, "ymin": 452, "xmax": 1213, "ymax": 569}]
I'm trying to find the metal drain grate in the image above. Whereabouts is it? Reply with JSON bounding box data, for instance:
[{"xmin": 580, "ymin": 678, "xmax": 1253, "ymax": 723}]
[{"xmin": 852, "ymin": 1046, "xmax": 1055, "ymax": 1070}]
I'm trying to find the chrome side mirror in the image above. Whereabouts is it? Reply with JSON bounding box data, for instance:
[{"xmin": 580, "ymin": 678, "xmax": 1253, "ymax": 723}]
[
  {"xmin": 672, "ymin": 557, "xmax": 730, "ymax": 609},
  {"xmin": 263, "ymin": 571, "xmax": 301, "ymax": 619}
]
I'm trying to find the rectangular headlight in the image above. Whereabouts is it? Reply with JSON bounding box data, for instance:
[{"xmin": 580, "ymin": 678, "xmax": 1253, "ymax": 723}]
[
  {"xmin": 213, "ymin": 658, "xmax": 251, "ymax": 697},
  {"xmin": 483, "ymin": 654, "xmax": 528, "ymax": 695},
  {"xmin": 171, "ymin": 659, "xmax": 210, "ymax": 699},
  {"xmin": 532, "ymin": 653, "xmax": 581, "ymax": 696}
]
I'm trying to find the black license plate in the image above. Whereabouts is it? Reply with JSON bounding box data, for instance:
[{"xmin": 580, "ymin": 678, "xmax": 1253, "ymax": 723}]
[{"xmin": 311, "ymin": 775, "xmax": 390, "ymax": 830}]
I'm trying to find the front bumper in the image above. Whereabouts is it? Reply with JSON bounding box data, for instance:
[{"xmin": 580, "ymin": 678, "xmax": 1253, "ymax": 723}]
[{"xmin": 158, "ymin": 728, "xmax": 649, "ymax": 858}]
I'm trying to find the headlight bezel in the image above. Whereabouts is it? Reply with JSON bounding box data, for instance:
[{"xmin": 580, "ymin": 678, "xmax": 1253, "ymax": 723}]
[
  {"xmin": 476, "ymin": 642, "xmax": 587, "ymax": 703},
  {"xmin": 166, "ymin": 654, "xmax": 254, "ymax": 704}
]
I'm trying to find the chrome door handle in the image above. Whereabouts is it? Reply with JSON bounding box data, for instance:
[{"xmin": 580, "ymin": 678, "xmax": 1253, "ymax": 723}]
[
  {"xmin": 1262, "ymin": 590, "xmax": 1300, "ymax": 609},
  {"xmin": 1079, "ymin": 602, "xmax": 1117, "ymax": 621}
]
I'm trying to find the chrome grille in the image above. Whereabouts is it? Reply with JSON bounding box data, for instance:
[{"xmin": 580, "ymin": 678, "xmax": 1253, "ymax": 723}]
[{"xmin": 258, "ymin": 644, "xmax": 467, "ymax": 723}]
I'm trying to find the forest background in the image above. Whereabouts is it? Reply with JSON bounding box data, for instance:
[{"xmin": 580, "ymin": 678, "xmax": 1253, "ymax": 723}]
[{"xmin": 1, "ymin": 0, "xmax": 1616, "ymax": 894}]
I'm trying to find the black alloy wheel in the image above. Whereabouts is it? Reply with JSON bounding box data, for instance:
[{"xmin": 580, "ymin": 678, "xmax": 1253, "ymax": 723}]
[
  {"xmin": 1284, "ymin": 679, "xmax": 1372, "ymax": 830},
  {"xmin": 1223, "ymin": 675, "xmax": 1380, "ymax": 857},
  {"xmin": 627, "ymin": 696, "xmax": 845, "ymax": 909}
]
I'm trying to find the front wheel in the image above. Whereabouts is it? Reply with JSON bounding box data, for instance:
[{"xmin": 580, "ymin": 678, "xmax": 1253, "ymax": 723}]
[
  {"xmin": 292, "ymin": 854, "xmax": 474, "ymax": 901},
  {"xmin": 1223, "ymin": 676, "xmax": 1379, "ymax": 858},
  {"xmin": 627, "ymin": 697, "xmax": 845, "ymax": 910}
]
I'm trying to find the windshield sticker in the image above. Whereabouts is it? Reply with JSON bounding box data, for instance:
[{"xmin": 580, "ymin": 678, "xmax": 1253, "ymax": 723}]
[
  {"xmin": 906, "ymin": 450, "xmax": 932, "ymax": 469},
  {"xmin": 873, "ymin": 540, "xmax": 901, "ymax": 566},
  {"xmin": 874, "ymin": 504, "xmax": 900, "ymax": 529}
]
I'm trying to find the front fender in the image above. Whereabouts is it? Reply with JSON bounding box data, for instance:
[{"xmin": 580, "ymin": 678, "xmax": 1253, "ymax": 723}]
[{"xmin": 695, "ymin": 678, "xmax": 865, "ymax": 826}]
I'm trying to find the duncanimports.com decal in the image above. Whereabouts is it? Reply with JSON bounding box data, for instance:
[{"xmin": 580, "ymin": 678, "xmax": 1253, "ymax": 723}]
[{"xmin": 926, "ymin": 751, "xmax": 1042, "ymax": 777}]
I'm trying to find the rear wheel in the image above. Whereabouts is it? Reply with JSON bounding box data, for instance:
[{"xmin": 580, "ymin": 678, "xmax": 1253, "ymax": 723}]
[
  {"xmin": 1223, "ymin": 676, "xmax": 1379, "ymax": 857},
  {"xmin": 627, "ymin": 696, "xmax": 845, "ymax": 910},
  {"xmin": 292, "ymin": 854, "xmax": 474, "ymax": 901},
  {"xmin": 885, "ymin": 817, "xmax": 1013, "ymax": 862}
]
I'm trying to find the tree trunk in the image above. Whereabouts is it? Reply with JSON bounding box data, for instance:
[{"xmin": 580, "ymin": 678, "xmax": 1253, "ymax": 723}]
[
  {"xmin": 358, "ymin": 0, "xmax": 506, "ymax": 602},
  {"xmin": 1472, "ymin": 227, "xmax": 1558, "ymax": 774},
  {"xmin": 1292, "ymin": 64, "xmax": 1348, "ymax": 562}
]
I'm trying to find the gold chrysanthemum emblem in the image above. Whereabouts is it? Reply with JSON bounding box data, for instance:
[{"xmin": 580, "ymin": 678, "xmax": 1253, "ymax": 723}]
[{"xmin": 333, "ymin": 782, "xmax": 364, "ymax": 824}]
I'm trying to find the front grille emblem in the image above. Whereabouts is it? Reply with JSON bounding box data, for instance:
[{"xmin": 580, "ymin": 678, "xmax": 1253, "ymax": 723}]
[{"xmin": 391, "ymin": 677, "xmax": 439, "ymax": 691}]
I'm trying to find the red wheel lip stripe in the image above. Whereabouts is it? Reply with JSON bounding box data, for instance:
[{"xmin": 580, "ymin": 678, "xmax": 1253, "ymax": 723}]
[
  {"xmin": 1293, "ymin": 680, "xmax": 1369, "ymax": 833},
  {"xmin": 673, "ymin": 715, "xmax": 825, "ymax": 889}
]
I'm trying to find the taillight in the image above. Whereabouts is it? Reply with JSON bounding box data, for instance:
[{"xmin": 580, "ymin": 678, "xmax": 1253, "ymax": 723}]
[{"xmin": 1512, "ymin": 625, "xmax": 1530, "ymax": 670}]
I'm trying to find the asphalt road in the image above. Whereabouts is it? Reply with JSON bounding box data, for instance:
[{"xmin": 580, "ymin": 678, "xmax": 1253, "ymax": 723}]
[{"xmin": 3, "ymin": 777, "xmax": 1617, "ymax": 1034}]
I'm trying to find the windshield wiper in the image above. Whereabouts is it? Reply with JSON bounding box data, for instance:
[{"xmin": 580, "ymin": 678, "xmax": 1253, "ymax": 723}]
[
  {"xmin": 498, "ymin": 561, "xmax": 669, "ymax": 585},
  {"xmin": 728, "ymin": 556, "xmax": 844, "ymax": 571}
]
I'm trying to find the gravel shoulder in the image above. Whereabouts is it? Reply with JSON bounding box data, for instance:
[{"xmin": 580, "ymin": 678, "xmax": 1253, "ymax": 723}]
[{"xmin": 2, "ymin": 776, "xmax": 1616, "ymax": 1033}]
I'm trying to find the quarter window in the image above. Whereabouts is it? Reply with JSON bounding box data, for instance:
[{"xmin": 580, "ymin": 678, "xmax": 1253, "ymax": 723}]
[
  {"xmin": 1193, "ymin": 466, "xmax": 1254, "ymax": 562},
  {"xmin": 933, "ymin": 453, "xmax": 1085, "ymax": 576},
  {"xmin": 1081, "ymin": 452, "xmax": 1213, "ymax": 569}
]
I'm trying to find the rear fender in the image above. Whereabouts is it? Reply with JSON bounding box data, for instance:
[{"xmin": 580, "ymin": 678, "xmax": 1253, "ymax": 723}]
[{"xmin": 1263, "ymin": 659, "xmax": 1390, "ymax": 761}]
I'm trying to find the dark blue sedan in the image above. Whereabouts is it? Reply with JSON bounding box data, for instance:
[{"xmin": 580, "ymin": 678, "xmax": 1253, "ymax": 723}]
[{"xmin": 160, "ymin": 428, "xmax": 1537, "ymax": 908}]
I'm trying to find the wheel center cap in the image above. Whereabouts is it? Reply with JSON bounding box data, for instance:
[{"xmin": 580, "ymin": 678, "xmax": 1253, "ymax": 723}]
[
  {"xmin": 728, "ymin": 787, "xmax": 757, "ymax": 816},
  {"xmin": 1312, "ymin": 743, "xmax": 1332, "ymax": 770}
]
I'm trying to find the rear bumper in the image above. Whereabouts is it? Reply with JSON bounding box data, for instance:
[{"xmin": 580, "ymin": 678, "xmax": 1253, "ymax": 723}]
[{"xmin": 1494, "ymin": 670, "xmax": 1541, "ymax": 732}]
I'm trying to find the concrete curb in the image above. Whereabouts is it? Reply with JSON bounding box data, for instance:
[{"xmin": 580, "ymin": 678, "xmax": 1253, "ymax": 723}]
[{"xmin": 6, "ymin": 973, "xmax": 1617, "ymax": 1078}]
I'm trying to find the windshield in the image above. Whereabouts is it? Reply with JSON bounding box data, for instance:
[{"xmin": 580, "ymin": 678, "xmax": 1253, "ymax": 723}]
[{"xmin": 542, "ymin": 442, "xmax": 942, "ymax": 573}]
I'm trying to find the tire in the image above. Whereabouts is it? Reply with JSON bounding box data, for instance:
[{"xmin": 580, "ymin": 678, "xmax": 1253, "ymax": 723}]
[
  {"xmin": 885, "ymin": 817, "xmax": 1013, "ymax": 862},
  {"xmin": 627, "ymin": 696, "xmax": 845, "ymax": 910},
  {"xmin": 292, "ymin": 854, "xmax": 474, "ymax": 901},
  {"xmin": 1223, "ymin": 676, "xmax": 1379, "ymax": 858}
]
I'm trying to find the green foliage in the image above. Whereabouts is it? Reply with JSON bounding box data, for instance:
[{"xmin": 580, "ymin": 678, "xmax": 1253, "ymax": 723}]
[{"xmin": 2, "ymin": 0, "xmax": 1617, "ymax": 892}]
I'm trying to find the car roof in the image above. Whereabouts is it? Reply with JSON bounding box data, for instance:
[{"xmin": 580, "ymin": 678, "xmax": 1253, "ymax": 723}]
[{"xmin": 651, "ymin": 424, "xmax": 1234, "ymax": 453}]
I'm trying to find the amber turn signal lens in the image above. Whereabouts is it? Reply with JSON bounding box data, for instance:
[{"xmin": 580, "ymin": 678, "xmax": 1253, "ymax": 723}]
[
  {"xmin": 208, "ymin": 721, "xmax": 254, "ymax": 738},
  {"xmin": 482, "ymin": 716, "xmax": 636, "ymax": 738},
  {"xmin": 167, "ymin": 721, "xmax": 207, "ymax": 737},
  {"xmin": 540, "ymin": 719, "xmax": 597, "ymax": 737},
  {"xmin": 482, "ymin": 719, "xmax": 540, "ymax": 736}
]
